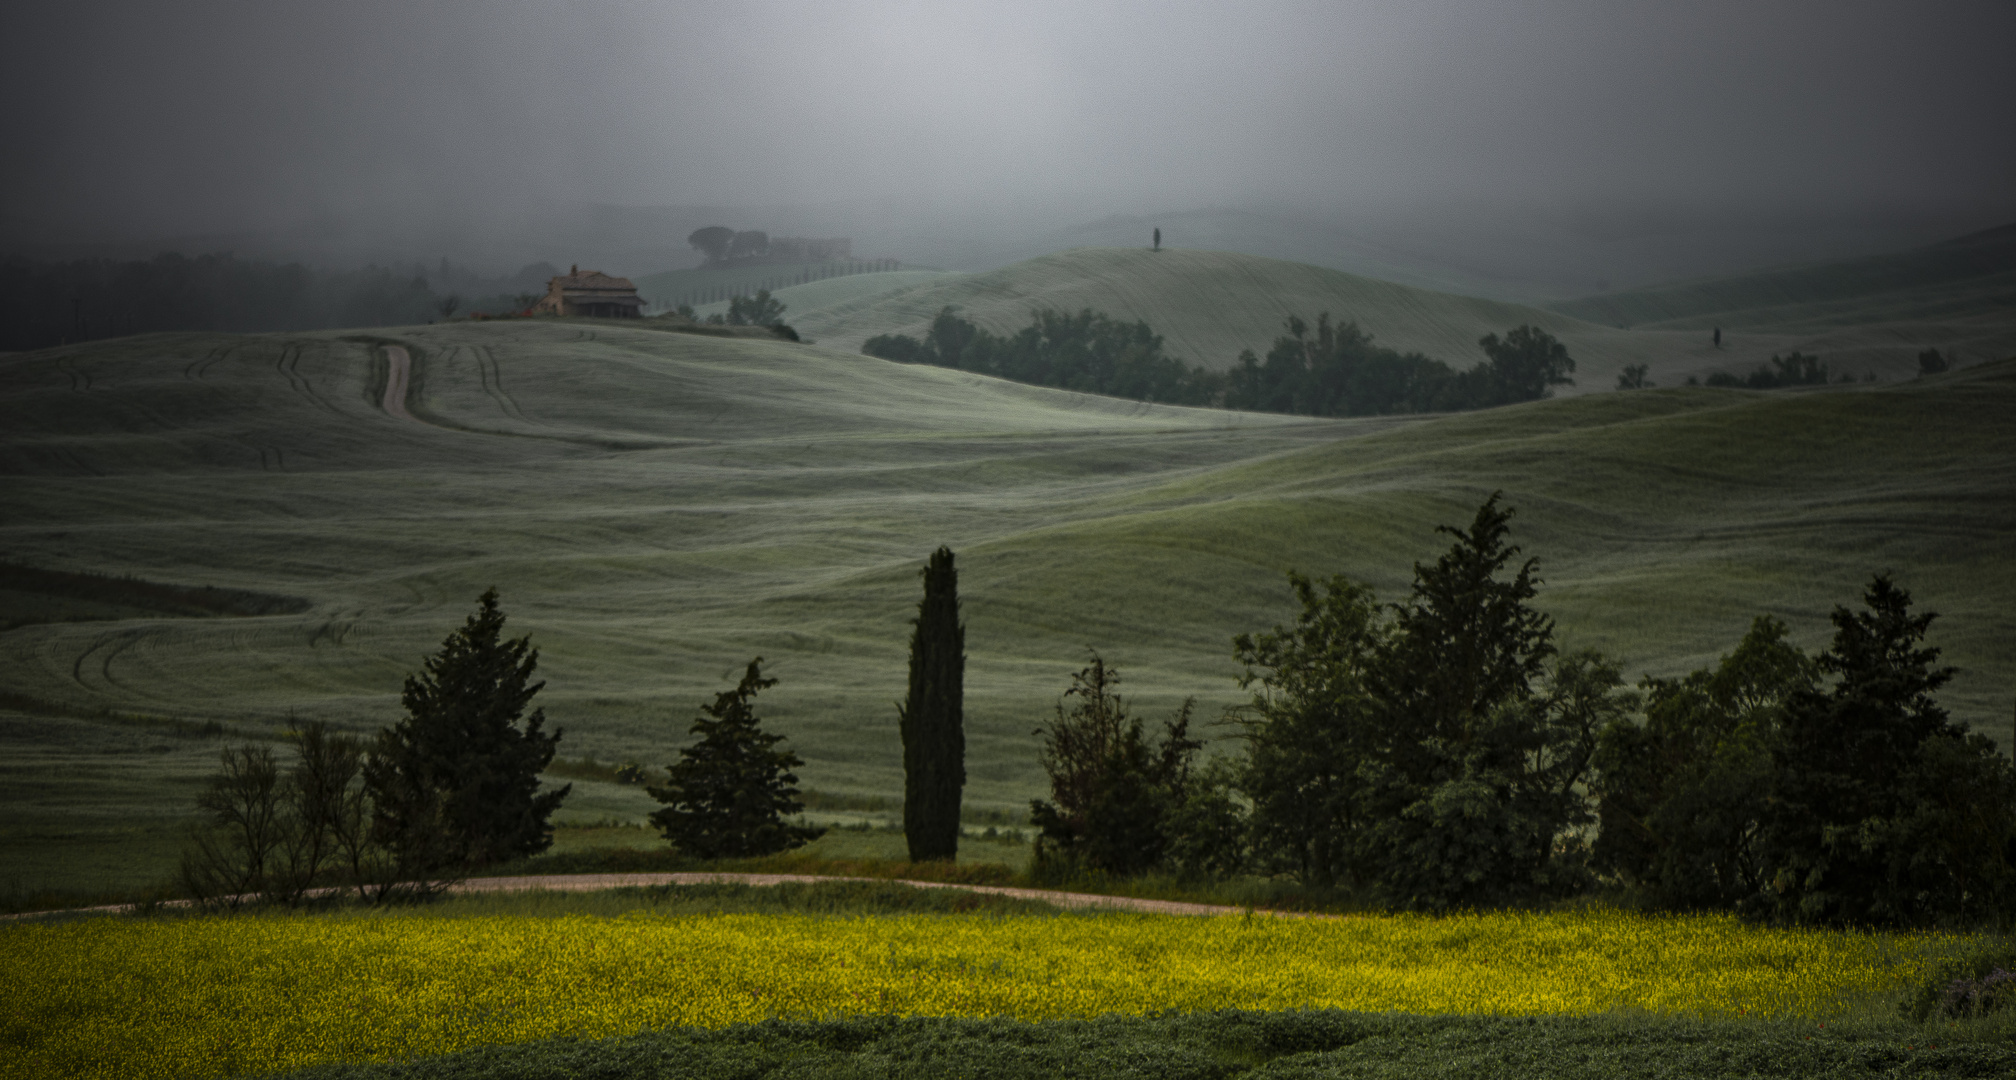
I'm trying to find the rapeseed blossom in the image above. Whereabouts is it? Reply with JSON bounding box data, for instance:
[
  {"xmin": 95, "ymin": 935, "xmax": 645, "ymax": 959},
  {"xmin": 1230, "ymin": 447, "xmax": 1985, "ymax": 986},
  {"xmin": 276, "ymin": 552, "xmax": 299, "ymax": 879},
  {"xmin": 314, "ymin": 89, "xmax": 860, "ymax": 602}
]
[{"xmin": 0, "ymin": 906, "xmax": 1948, "ymax": 1080}]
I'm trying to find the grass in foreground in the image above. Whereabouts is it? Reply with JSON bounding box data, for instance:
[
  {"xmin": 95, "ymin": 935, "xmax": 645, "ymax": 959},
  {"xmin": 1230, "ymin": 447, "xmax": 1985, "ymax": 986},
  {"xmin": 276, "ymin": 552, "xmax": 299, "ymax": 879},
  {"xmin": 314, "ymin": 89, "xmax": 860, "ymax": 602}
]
[
  {"xmin": 266, "ymin": 1011, "xmax": 2016, "ymax": 1080},
  {"xmin": 2, "ymin": 899, "xmax": 1984, "ymax": 1080}
]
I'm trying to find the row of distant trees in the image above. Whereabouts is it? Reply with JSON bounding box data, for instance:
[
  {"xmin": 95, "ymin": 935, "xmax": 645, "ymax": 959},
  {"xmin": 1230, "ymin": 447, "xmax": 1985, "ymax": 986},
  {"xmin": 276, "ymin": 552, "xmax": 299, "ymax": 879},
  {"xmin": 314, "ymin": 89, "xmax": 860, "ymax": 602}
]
[
  {"xmin": 864, "ymin": 307, "xmax": 1576, "ymax": 416},
  {"xmin": 0, "ymin": 252, "xmax": 557, "ymax": 351}
]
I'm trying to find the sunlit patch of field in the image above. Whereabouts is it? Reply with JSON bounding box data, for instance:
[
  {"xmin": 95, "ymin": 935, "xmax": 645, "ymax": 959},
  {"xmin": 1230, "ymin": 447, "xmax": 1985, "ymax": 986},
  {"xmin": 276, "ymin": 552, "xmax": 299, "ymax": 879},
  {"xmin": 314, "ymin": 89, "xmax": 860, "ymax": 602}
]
[{"xmin": 0, "ymin": 906, "xmax": 1965, "ymax": 1080}]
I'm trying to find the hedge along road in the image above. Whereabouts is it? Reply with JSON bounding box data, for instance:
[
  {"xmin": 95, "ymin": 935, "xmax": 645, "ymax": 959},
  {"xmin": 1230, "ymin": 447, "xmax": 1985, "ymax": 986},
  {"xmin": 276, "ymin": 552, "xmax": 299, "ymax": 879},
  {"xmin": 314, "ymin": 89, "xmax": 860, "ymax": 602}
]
[
  {"xmin": 2, "ymin": 873, "xmax": 1262, "ymax": 921},
  {"xmin": 381, "ymin": 344, "xmax": 419, "ymax": 423}
]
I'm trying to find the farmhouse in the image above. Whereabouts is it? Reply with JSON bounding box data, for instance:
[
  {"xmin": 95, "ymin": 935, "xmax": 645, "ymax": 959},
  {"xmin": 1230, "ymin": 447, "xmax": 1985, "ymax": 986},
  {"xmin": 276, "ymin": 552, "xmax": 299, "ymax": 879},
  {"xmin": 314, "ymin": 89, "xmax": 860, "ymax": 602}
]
[{"xmin": 532, "ymin": 265, "xmax": 643, "ymax": 318}]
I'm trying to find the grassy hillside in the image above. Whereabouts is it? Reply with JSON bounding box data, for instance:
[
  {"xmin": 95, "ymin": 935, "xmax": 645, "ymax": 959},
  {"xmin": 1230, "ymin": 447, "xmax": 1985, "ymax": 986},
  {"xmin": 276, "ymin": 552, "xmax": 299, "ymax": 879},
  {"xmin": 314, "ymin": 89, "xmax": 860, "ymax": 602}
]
[
  {"xmin": 791, "ymin": 247, "xmax": 1989, "ymax": 389},
  {"xmin": 2, "ymin": 319, "xmax": 2011, "ymax": 896},
  {"xmin": 1549, "ymin": 223, "xmax": 2016, "ymax": 333},
  {"xmin": 685, "ymin": 269, "xmax": 959, "ymax": 326},
  {"xmin": 631, "ymin": 262, "xmax": 912, "ymax": 311}
]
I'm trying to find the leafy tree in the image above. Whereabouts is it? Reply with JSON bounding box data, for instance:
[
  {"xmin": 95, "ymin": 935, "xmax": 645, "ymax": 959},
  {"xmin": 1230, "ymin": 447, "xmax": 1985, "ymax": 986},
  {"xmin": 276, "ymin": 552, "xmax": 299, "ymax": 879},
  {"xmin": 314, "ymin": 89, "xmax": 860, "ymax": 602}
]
[
  {"xmin": 1029, "ymin": 652, "xmax": 1201, "ymax": 877},
  {"xmin": 1918, "ymin": 348, "xmax": 1950, "ymax": 375},
  {"xmin": 727, "ymin": 289, "xmax": 787, "ymax": 327},
  {"xmin": 436, "ymin": 294, "xmax": 461, "ymax": 320},
  {"xmin": 862, "ymin": 330, "xmax": 937, "ymax": 365},
  {"xmin": 1616, "ymin": 364, "xmax": 1653, "ymax": 390},
  {"xmin": 1758, "ymin": 575, "xmax": 2015, "ymax": 925},
  {"xmin": 688, "ymin": 226, "xmax": 734, "ymax": 264},
  {"xmin": 1478, "ymin": 325, "xmax": 1576, "ymax": 403},
  {"xmin": 899, "ymin": 547, "xmax": 966, "ymax": 862},
  {"xmin": 1590, "ymin": 616, "xmax": 1814, "ymax": 909},
  {"xmin": 648, "ymin": 658, "xmax": 823, "ymax": 859},
  {"xmin": 1356, "ymin": 494, "xmax": 1584, "ymax": 909},
  {"xmin": 1230, "ymin": 571, "xmax": 1384, "ymax": 888},
  {"xmin": 363, "ymin": 589, "xmax": 569, "ymax": 877}
]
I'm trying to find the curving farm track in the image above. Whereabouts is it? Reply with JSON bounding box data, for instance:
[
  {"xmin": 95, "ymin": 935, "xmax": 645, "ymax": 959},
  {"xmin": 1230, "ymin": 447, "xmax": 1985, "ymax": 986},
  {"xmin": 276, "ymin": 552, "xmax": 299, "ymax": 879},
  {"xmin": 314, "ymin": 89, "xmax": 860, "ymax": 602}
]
[{"xmin": 380, "ymin": 344, "xmax": 420, "ymax": 423}]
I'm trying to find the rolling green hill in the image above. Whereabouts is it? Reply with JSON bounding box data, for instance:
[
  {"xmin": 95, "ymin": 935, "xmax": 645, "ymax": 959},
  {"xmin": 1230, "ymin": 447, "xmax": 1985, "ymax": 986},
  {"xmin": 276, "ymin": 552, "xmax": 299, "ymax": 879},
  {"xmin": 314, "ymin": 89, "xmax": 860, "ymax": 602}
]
[
  {"xmin": 3, "ymin": 309, "xmax": 2012, "ymax": 897},
  {"xmin": 684, "ymin": 269, "xmax": 960, "ymax": 326},
  {"xmin": 1548, "ymin": 223, "xmax": 2016, "ymax": 334},
  {"xmin": 787, "ymin": 247, "xmax": 2000, "ymax": 390}
]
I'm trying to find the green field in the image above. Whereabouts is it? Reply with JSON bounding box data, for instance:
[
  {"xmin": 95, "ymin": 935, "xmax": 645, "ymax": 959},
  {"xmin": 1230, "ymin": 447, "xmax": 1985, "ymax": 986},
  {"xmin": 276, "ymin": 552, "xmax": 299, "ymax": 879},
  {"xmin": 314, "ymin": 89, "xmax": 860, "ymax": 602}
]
[{"xmin": 2, "ymin": 245, "xmax": 2013, "ymax": 900}]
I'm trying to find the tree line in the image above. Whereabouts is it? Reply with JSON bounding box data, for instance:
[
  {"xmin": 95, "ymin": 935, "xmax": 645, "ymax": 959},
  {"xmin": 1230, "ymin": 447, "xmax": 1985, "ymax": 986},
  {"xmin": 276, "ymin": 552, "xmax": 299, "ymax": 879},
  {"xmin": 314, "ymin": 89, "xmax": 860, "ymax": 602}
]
[
  {"xmin": 862, "ymin": 307, "xmax": 1577, "ymax": 416},
  {"xmin": 185, "ymin": 500, "xmax": 2014, "ymax": 927},
  {"xmin": 1023, "ymin": 497, "xmax": 2016, "ymax": 926}
]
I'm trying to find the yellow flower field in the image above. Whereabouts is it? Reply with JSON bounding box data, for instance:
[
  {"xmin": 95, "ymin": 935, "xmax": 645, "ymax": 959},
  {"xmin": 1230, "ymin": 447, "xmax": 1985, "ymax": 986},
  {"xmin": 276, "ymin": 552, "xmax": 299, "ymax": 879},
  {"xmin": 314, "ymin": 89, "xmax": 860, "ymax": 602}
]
[{"xmin": 0, "ymin": 906, "xmax": 1950, "ymax": 1080}]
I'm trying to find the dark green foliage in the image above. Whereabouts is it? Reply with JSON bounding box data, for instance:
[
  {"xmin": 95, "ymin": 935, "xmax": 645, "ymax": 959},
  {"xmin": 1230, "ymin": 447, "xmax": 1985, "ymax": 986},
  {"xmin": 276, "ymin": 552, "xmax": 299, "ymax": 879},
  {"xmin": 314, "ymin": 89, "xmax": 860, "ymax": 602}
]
[
  {"xmin": 865, "ymin": 305, "xmax": 1225, "ymax": 405},
  {"xmin": 1759, "ymin": 575, "xmax": 2016, "ymax": 925},
  {"xmin": 1591, "ymin": 617, "xmax": 1816, "ymax": 910},
  {"xmin": 1360, "ymin": 497, "xmax": 1570, "ymax": 909},
  {"xmin": 1919, "ymin": 348, "xmax": 1951, "ymax": 375},
  {"xmin": 363, "ymin": 589, "xmax": 569, "ymax": 878},
  {"xmin": 1477, "ymin": 324, "xmax": 1577, "ymax": 402},
  {"xmin": 1231, "ymin": 572, "xmax": 1383, "ymax": 889},
  {"xmin": 726, "ymin": 288, "xmax": 786, "ymax": 327},
  {"xmin": 1706, "ymin": 351, "xmax": 1831, "ymax": 389},
  {"xmin": 1223, "ymin": 313, "xmax": 1460, "ymax": 415},
  {"xmin": 269, "ymin": 1009, "xmax": 2016, "ymax": 1080},
  {"xmin": 1224, "ymin": 318, "xmax": 1575, "ymax": 416},
  {"xmin": 1029, "ymin": 652, "xmax": 1204, "ymax": 877},
  {"xmin": 865, "ymin": 308, "xmax": 1577, "ymax": 418},
  {"xmin": 899, "ymin": 547, "xmax": 966, "ymax": 862},
  {"xmin": 1616, "ymin": 362, "xmax": 1654, "ymax": 389},
  {"xmin": 1232, "ymin": 495, "xmax": 1633, "ymax": 909},
  {"xmin": 647, "ymin": 658, "xmax": 823, "ymax": 859}
]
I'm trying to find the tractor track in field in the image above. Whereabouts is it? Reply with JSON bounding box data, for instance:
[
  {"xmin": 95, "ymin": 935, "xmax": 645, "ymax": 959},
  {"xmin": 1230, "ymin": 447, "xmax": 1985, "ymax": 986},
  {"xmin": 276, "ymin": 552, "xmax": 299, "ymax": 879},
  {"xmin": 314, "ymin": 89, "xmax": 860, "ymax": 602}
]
[
  {"xmin": 69, "ymin": 627, "xmax": 143, "ymax": 695},
  {"xmin": 277, "ymin": 343, "xmax": 344, "ymax": 417},
  {"xmin": 474, "ymin": 345, "xmax": 531, "ymax": 422}
]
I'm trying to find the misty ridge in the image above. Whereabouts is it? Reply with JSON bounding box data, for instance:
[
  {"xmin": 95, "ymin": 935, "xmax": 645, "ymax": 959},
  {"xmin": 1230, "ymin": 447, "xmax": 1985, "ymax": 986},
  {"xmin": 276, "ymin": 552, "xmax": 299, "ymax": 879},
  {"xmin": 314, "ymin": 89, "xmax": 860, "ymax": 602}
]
[{"xmin": 0, "ymin": 253, "xmax": 567, "ymax": 350}]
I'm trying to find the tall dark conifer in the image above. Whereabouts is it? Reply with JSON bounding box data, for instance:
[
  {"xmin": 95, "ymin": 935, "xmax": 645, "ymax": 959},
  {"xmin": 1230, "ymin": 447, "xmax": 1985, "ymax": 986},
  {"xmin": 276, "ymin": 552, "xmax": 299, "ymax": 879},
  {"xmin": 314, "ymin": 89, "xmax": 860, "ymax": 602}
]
[{"xmin": 899, "ymin": 547, "xmax": 966, "ymax": 861}]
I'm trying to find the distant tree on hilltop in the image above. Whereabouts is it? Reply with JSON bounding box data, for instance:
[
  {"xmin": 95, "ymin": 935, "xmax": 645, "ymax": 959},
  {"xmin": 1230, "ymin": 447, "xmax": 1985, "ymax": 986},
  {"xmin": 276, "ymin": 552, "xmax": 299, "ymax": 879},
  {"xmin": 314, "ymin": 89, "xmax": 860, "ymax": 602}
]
[{"xmin": 688, "ymin": 227, "xmax": 734, "ymax": 265}]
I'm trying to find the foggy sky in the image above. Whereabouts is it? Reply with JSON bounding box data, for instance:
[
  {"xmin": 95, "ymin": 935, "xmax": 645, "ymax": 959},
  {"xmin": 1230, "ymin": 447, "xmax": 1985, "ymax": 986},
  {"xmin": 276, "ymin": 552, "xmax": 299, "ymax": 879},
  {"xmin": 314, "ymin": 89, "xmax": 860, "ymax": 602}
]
[{"xmin": 5, "ymin": 0, "xmax": 2012, "ymax": 276}]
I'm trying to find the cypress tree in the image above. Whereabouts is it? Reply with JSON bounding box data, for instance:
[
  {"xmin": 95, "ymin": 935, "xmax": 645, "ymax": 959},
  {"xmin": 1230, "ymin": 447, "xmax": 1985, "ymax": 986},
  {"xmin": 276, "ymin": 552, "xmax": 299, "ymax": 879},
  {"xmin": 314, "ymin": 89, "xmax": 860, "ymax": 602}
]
[{"xmin": 899, "ymin": 546, "xmax": 966, "ymax": 861}]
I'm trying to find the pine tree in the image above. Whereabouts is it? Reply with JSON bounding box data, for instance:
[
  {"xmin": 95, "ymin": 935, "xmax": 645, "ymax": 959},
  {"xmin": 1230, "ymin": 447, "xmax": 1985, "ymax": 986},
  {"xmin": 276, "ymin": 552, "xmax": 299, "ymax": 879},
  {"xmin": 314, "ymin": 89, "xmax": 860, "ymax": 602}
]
[
  {"xmin": 899, "ymin": 547, "xmax": 966, "ymax": 861},
  {"xmin": 363, "ymin": 588, "xmax": 569, "ymax": 874},
  {"xmin": 649, "ymin": 658, "xmax": 822, "ymax": 858}
]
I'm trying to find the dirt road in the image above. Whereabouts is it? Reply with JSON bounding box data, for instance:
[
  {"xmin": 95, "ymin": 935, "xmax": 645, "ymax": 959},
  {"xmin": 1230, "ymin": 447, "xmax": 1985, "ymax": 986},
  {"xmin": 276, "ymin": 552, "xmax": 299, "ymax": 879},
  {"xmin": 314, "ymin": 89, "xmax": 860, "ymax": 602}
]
[
  {"xmin": 381, "ymin": 344, "xmax": 419, "ymax": 423},
  {"xmin": 457, "ymin": 872, "xmax": 1259, "ymax": 917}
]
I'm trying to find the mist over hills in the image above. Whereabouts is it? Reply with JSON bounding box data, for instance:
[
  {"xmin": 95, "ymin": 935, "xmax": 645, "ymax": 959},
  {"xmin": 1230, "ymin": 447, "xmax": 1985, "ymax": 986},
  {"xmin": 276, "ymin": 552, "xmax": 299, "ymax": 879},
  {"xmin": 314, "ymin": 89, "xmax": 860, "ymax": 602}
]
[{"xmin": 1548, "ymin": 221, "xmax": 2016, "ymax": 330}]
